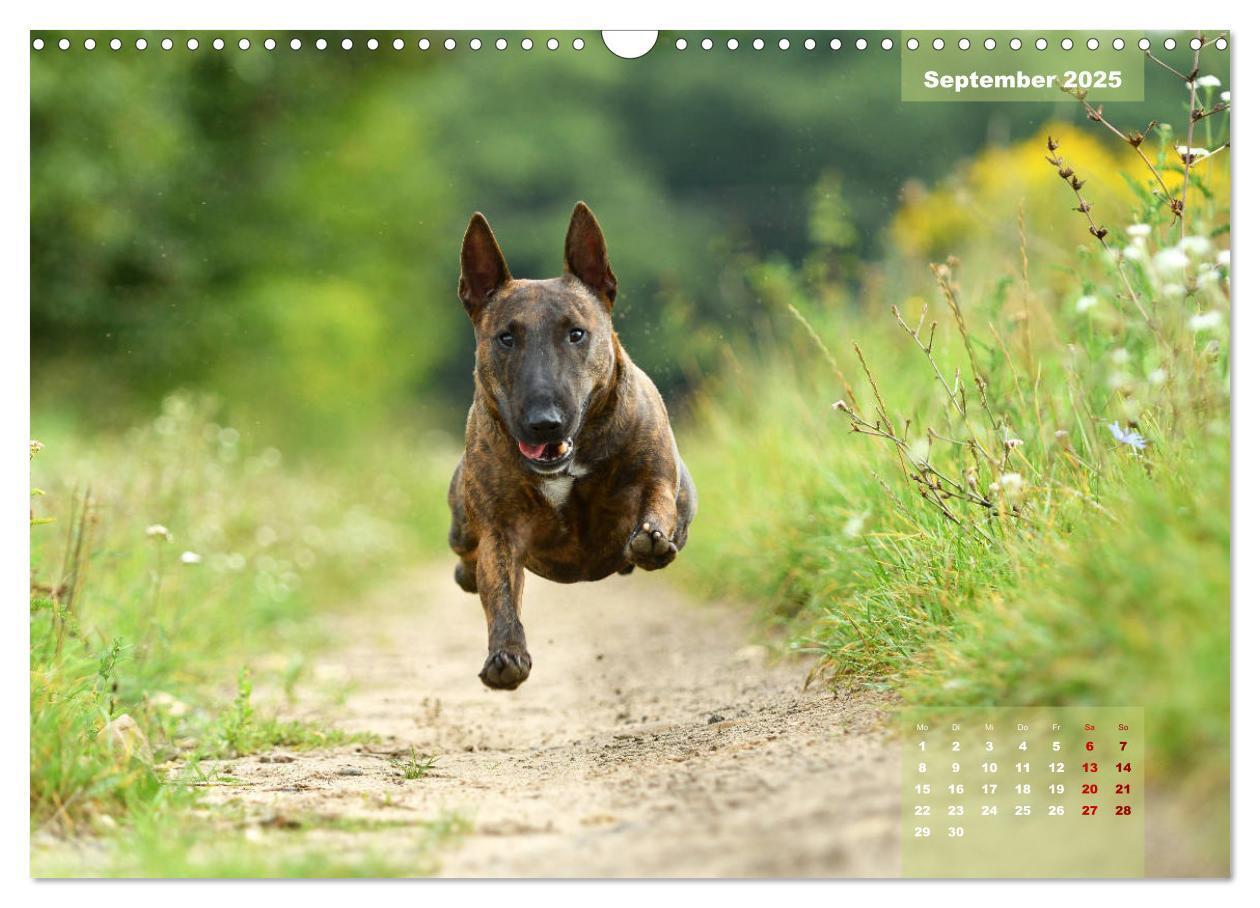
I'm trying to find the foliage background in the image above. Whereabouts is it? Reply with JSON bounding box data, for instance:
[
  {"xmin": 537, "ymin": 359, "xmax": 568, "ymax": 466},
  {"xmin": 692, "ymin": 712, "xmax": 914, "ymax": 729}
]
[{"xmin": 31, "ymin": 30, "xmax": 1201, "ymax": 445}]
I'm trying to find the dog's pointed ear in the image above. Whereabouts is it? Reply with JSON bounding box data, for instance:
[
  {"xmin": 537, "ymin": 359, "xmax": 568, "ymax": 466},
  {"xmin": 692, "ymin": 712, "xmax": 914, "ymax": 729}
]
[
  {"xmin": 563, "ymin": 202, "xmax": 617, "ymax": 307},
  {"xmin": 459, "ymin": 212, "xmax": 511, "ymax": 320}
]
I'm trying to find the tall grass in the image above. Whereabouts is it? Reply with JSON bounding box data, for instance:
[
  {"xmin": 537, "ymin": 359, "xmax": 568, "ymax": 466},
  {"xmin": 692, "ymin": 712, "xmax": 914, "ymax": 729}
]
[
  {"xmin": 679, "ymin": 67, "xmax": 1230, "ymax": 867},
  {"xmin": 30, "ymin": 394, "xmax": 455, "ymax": 871}
]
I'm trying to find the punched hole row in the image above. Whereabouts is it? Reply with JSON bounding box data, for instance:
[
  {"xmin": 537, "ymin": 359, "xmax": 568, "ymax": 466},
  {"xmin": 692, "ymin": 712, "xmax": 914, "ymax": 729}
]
[{"xmin": 31, "ymin": 35, "xmax": 1229, "ymax": 53}]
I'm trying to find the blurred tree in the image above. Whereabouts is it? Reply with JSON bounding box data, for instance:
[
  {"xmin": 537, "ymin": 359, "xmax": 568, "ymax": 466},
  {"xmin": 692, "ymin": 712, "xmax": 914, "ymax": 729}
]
[{"xmin": 30, "ymin": 30, "xmax": 1210, "ymax": 446}]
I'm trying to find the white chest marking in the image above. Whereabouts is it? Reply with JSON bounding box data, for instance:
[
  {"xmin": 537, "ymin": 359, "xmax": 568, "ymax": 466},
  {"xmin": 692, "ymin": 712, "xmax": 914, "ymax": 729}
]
[{"xmin": 539, "ymin": 475, "xmax": 575, "ymax": 509}]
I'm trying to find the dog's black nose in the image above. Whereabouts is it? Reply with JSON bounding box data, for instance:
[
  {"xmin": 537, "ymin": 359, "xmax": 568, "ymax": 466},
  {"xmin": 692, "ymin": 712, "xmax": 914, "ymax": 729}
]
[
  {"xmin": 525, "ymin": 407, "xmax": 564, "ymax": 438},
  {"xmin": 521, "ymin": 402, "xmax": 567, "ymax": 438}
]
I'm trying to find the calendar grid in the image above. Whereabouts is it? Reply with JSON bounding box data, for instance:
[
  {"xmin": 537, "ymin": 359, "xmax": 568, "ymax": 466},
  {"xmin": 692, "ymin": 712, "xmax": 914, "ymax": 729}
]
[{"xmin": 901, "ymin": 707, "xmax": 1145, "ymax": 877}]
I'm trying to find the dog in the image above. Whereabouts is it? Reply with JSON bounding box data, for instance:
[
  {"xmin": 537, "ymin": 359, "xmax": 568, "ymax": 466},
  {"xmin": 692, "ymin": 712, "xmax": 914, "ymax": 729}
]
[{"xmin": 447, "ymin": 202, "xmax": 697, "ymax": 690}]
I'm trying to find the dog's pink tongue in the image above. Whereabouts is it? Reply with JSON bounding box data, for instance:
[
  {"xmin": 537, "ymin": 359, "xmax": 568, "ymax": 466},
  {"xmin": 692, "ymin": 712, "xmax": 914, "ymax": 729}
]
[{"xmin": 517, "ymin": 440, "xmax": 547, "ymax": 460}]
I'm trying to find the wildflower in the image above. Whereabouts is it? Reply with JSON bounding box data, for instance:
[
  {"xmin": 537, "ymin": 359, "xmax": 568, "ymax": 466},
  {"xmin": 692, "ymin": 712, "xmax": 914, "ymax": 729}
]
[
  {"xmin": 1179, "ymin": 235, "xmax": 1212, "ymax": 257},
  {"xmin": 842, "ymin": 513, "xmax": 867, "ymax": 538},
  {"xmin": 145, "ymin": 524, "xmax": 172, "ymax": 541},
  {"xmin": 1176, "ymin": 145, "xmax": 1210, "ymax": 162},
  {"xmin": 1161, "ymin": 283, "xmax": 1187, "ymax": 299},
  {"xmin": 1108, "ymin": 422, "xmax": 1147, "ymax": 450},
  {"xmin": 1075, "ymin": 294, "xmax": 1098, "ymax": 312},
  {"xmin": 1153, "ymin": 247, "xmax": 1190, "ymax": 275},
  {"xmin": 1217, "ymin": 250, "xmax": 1230, "ymax": 268},
  {"xmin": 179, "ymin": 551, "xmax": 203, "ymax": 565},
  {"xmin": 1189, "ymin": 311, "xmax": 1223, "ymax": 332},
  {"xmin": 1004, "ymin": 437, "xmax": 1024, "ymax": 450},
  {"xmin": 1197, "ymin": 265, "xmax": 1219, "ymax": 284},
  {"xmin": 1147, "ymin": 368, "xmax": 1167, "ymax": 386},
  {"xmin": 1126, "ymin": 224, "xmax": 1152, "ymax": 238},
  {"xmin": 30, "ymin": 439, "xmax": 44, "ymax": 459},
  {"xmin": 1110, "ymin": 349, "xmax": 1131, "ymax": 365},
  {"xmin": 998, "ymin": 472, "xmax": 1024, "ymax": 495},
  {"xmin": 1122, "ymin": 244, "xmax": 1144, "ymax": 261},
  {"xmin": 1222, "ymin": 91, "xmax": 1230, "ymax": 103},
  {"xmin": 1193, "ymin": 75, "xmax": 1221, "ymax": 89},
  {"xmin": 831, "ymin": 399, "xmax": 851, "ymax": 413}
]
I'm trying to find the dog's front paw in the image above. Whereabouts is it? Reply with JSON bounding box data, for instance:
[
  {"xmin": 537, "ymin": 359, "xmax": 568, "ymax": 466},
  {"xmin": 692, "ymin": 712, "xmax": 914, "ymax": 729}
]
[
  {"xmin": 479, "ymin": 648, "xmax": 532, "ymax": 690},
  {"xmin": 626, "ymin": 521, "xmax": 678, "ymax": 571}
]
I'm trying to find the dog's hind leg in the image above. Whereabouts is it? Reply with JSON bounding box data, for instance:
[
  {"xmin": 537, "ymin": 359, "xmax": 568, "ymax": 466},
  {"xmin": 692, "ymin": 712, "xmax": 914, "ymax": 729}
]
[{"xmin": 447, "ymin": 457, "xmax": 480, "ymax": 594}]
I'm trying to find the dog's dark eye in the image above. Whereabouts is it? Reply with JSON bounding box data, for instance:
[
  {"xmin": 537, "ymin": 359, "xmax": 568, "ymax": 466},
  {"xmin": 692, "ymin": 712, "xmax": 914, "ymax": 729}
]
[
  {"xmin": 497, "ymin": 332, "xmax": 515, "ymax": 349},
  {"xmin": 568, "ymin": 328, "xmax": 587, "ymax": 344}
]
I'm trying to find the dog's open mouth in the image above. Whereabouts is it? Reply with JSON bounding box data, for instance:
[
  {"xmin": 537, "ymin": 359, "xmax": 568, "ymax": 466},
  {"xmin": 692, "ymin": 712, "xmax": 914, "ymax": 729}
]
[{"xmin": 517, "ymin": 438, "xmax": 574, "ymax": 470}]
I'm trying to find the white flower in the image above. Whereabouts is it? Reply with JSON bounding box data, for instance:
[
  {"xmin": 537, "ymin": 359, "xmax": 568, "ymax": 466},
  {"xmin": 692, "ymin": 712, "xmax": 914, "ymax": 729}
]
[
  {"xmin": 1217, "ymin": 250, "xmax": 1230, "ymax": 267},
  {"xmin": 1176, "ymin": 145, "xmax": 1211, "ymax": 161},
  {"xmin": 145, "ymin": 524, "xmax": 172, "ymax": 541},
  {"xmin": 1179, "ymin": 235, "xmax": 1212, "ymax": 256},
  {"xmin": 1126, "ymin": 224, "xmax": 1152, "ymax": 238},
  {"xmin": 1222, "ymin": 91, "xmax": 1230, "ymax": 103},
  {"xmin": 1189, "ymin": 311, "xmax": 1223, "ymax": 332},
  {"xmin": 1122, "ymin": 244, "xmax": 1145, "ymax": 261},
  {"xmin": 1110, "ymin": 348, "xmax": 1131, "ymax": 365},
  {"xmin": 842, "ymin": 513, "xmax": 867, "ymax": 538},
  {"xmin": 1197, "ymin": 266, "xmax": 1219, "ymax": 284},
  {"xmin": 1162, "ymin": 283, "xmax": 1187, "ymax": 299},
  {"xmin": 998, "ymin": 473, "xmax": 1025, "ymax": 502},
  {"xmin": 1193, "ymin": 75, "xmax": 1221, "ymax": 88},
  {"xmin": 1147, "ymin": 368, "xmax": 1167, "ymax": 386},
  {"xmin": 179, "ymin": 551, "xmax": 203, "ymax": 565},
  {"xmin": 1076, "ymin": 295, "xmax": 1098, "ymax": 312},
  {"xmin": 1154, "ymin": 248, "xmax": 1190, "ymax": 275}
]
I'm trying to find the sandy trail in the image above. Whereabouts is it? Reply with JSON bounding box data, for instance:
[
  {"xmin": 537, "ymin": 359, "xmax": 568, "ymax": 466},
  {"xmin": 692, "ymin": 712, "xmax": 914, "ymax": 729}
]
[{"xmin": 201, "ymin": 565, "xmax": 901, "ymax": 877}]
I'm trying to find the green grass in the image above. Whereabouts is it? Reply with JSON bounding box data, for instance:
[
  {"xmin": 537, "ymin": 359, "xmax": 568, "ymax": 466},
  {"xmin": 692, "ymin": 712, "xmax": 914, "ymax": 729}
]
[
  {"xmin": 30, "ymin": 394, "xmax": 456, "ymax": 871},
  {"xmin": 391, "ymin": 748, "xmax": 439, "ymax": 780},
  {"xmin": 35, "ymin": 810, "xmax": 470, "ymax": 878},
  {"xmin": 677, "ymin": 141, "xmax": 1230, "ymax": 865}
]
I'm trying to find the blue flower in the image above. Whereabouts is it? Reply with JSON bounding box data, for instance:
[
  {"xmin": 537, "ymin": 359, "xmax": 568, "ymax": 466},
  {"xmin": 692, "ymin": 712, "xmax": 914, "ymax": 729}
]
[{"xmin": 1108, "ymin": 421, "xmax": 1147, "ymax": 450}]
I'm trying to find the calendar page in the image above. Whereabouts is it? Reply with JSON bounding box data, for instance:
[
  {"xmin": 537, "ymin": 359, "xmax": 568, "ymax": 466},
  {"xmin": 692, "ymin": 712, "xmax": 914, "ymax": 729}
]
[{"xmin": 26, "ymin": 16, "xmax": 1230, "ymax": 884}]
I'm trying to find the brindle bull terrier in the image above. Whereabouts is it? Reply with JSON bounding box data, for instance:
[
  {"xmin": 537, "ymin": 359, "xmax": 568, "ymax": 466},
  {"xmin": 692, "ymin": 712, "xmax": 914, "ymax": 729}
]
[{"xmin": 447, "ymin": 202, "xmax": 697, "ymax": 690}]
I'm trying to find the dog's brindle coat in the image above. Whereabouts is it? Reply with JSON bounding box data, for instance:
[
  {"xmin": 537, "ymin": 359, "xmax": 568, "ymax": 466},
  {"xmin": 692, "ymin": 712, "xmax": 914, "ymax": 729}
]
[{"xmin": 448, "ymin": 202, "xmax": 697, "ymax": 690}]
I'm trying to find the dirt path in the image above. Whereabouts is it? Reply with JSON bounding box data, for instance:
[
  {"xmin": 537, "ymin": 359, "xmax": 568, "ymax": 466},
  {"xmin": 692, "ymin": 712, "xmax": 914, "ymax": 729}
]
[{"xmin": 202, "ymin": 566, "xmax": 901, "ymax": 877}]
